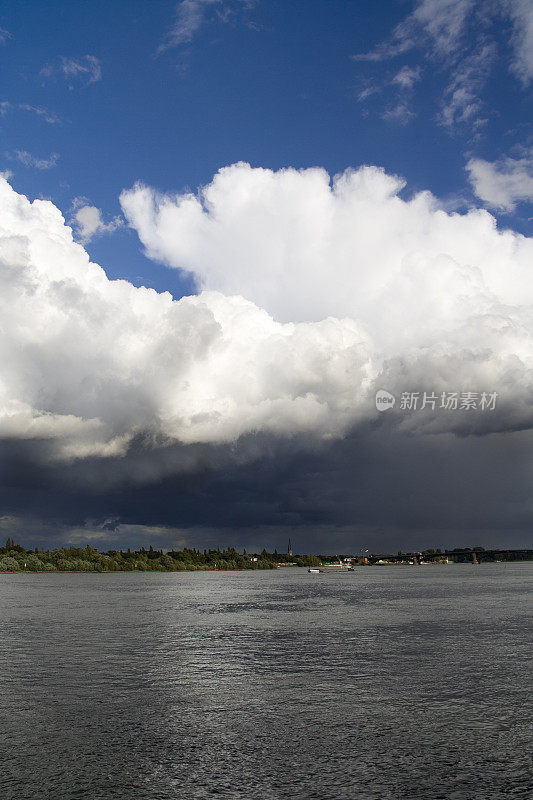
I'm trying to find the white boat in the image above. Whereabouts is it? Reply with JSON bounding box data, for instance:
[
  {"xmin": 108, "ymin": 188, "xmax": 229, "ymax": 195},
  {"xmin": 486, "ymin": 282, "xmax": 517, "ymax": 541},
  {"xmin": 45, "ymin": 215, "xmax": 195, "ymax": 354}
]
[
  {"xmin": 320, "ymin": 564, "xmax": 354, "ymax": 572},
  {"xmin": 308, "ymin": 558, "xmax": 354, "ymax": 573}
]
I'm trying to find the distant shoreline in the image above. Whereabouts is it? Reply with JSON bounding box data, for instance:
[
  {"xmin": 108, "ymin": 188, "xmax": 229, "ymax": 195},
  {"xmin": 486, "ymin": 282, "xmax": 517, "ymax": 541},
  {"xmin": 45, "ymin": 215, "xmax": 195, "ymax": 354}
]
[{"xmin": 1, "ymin": 541, "xmax": 531, "ymax": 574}]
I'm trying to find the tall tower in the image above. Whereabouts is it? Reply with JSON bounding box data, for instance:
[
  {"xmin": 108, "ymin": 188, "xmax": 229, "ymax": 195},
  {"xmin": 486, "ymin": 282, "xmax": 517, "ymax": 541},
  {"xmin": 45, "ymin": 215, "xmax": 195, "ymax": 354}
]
[{"xmin": 288, "ymin": 538, "xmax": 293, "ymax": 557}]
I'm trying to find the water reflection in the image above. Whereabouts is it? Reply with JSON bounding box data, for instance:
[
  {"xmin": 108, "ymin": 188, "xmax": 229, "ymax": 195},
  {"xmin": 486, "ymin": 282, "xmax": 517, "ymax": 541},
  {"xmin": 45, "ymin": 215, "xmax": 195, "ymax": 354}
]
[{"xmin": 0, "ymin": 566, "xmax": 531, "ymax": 799}]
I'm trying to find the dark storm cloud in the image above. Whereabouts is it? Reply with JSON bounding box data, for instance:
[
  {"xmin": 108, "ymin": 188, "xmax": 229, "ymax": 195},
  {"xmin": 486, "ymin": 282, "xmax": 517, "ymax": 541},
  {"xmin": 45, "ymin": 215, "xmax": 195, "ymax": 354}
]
[{"xmin": 2, "ymin": 425, "xmax": 532, "ymax": 552}]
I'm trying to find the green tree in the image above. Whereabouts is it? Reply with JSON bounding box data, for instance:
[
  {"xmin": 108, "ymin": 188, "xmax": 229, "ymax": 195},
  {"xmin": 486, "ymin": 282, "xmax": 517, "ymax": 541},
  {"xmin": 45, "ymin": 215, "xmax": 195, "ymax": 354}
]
[
  {"xmin": 25, "ymin": 554, "xmax": 44, "ymax": 571},
  {"xmin": 0, "ymin": 556, "xmax": 20, "ymax": 571}
]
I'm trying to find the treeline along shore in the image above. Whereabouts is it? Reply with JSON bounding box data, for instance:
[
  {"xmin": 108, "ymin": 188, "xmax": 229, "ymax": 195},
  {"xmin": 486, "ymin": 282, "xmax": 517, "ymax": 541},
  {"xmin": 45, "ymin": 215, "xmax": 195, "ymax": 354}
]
[
  {"xmin": 0, "ymin": 540, "xmax": 321, "ymax": 572},
  {"xmin": 0, "ymin": 540, "xmax": 532, "ymax": 573}
]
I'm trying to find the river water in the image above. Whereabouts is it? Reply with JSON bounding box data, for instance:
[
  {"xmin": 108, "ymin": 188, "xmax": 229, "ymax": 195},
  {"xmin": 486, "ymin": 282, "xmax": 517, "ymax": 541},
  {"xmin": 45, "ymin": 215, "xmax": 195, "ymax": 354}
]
[{"xmin": 0, "ymin": 564, "xmax": 531, "ymax": 799}]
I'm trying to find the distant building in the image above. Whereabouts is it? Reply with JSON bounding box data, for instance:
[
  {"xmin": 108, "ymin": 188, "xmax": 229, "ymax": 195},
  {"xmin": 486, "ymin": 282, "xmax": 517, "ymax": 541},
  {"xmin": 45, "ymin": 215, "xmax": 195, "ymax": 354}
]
[{"xmin": 288, "ymin": 538, "xmax": 293, "ymax": 557}]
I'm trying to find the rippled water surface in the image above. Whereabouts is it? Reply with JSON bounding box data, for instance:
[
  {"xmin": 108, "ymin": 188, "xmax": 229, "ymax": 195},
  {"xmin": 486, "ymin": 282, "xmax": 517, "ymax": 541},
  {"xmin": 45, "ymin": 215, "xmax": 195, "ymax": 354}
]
[{"xmin": 0, "ymin": 564, "xmax": 531, "ymax": 799}]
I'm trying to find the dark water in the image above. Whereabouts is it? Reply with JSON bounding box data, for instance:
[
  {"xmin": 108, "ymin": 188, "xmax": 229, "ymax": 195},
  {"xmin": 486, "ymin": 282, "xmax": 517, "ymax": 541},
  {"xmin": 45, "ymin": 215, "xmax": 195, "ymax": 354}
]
[{"xmin": 0, "ymin": 565, "xmax": 531, "ymax": 800}]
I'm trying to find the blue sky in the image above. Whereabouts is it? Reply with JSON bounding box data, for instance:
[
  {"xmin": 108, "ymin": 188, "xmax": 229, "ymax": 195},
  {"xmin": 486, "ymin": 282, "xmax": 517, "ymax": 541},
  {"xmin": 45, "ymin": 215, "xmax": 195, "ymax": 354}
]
[{"xmin": 2, "ymin": 0, "xmax": 531, "ymax": 296}]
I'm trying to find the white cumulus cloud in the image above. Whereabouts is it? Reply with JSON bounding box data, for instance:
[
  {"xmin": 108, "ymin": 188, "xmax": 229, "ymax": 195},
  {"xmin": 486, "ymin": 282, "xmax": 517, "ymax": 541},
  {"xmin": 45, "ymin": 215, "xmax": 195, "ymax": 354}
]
[
  {"xmin": 466, "ymin": 151, "xmax": 533, "ymax": 211},
  {"xmin": 0, "ymin": 177, "xmax": 373, "ymax": 460},
  {"xmin": 120, "ymin": 162, "xmax": 533, "ymax": 327},
  {"xmin": 119, "ymin": 162, "xmax": 533, "ymax": 440},
  {"xmin": 2, "ymin": 162, "xmax": 533, "ymax": 470},
  {"xmin": 71, "ymin": 202, "xmax": 124, "ymax": 244}
]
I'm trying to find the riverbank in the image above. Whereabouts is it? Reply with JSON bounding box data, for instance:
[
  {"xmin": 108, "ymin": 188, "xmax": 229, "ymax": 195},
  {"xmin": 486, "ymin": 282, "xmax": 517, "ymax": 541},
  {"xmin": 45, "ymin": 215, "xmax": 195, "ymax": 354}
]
[
  {"xmin": 0, "ymin": 543, "xmax": 321, "ymax": 573},
  {"xmin": 1, "ymin": 542, "xmax": 531, "ymax": 573}
]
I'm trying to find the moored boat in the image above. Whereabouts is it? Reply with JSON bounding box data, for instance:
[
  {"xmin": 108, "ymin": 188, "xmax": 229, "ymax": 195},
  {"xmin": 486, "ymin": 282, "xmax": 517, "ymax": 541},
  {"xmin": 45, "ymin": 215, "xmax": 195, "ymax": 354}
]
[{"xmin": 308, "ymin": 560, "xmax": 354, "ymax": 573}]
